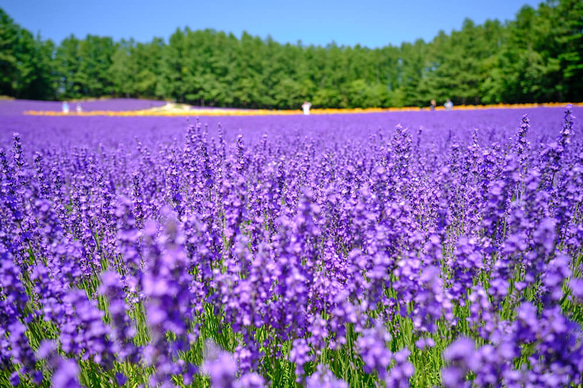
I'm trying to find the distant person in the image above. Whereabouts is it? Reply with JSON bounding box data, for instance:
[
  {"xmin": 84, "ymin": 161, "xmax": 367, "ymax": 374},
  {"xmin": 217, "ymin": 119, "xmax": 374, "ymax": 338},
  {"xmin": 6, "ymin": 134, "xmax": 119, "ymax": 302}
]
[
  {"xmin": 430, "ymin": 100, "xmax": 436, "ymax": 111},
  {"xmin": 302, "ymin": 101, "xmax": 312, "ymax": 115},
  {"xmin": 76, "ymin": 103, "xmax": 82, "ymax": 113},
  {"xmin": 62, "ymin": 101, "xmax": 69, "ymax": 114},
  {"xmin": 444, "ymin": 99, "xmax": 453, "ymax": 111}
]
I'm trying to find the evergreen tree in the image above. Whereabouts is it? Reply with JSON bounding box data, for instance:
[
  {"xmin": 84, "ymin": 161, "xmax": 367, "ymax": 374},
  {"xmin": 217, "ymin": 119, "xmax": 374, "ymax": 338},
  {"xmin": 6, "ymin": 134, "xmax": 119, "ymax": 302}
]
[{"xmin": 1, "ymin": 1, "xmax": 582, "ymax": 107}]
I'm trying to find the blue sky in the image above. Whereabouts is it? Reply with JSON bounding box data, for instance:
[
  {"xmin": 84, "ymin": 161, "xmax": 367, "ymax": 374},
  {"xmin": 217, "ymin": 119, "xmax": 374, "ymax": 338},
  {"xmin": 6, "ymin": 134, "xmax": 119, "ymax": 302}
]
[{"xmin": 1, "ymin": 0, "xmax": 542, "ymax": 48}]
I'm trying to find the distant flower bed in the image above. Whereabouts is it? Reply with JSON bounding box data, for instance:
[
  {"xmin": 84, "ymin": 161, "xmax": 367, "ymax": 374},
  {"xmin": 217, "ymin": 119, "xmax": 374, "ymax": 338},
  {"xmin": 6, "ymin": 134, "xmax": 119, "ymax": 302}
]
[
  {"xmin": 22, "ymin": 102, "xmax": 583, "ymax": 116},
  {"xmin": 0, "ymin": 98, "xmax": 167, "ymax": 115}
]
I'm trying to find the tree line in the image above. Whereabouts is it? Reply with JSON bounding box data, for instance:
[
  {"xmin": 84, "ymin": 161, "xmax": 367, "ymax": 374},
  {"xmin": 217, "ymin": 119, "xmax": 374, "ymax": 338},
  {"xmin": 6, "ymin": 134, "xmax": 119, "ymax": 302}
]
[{"xmin": 1, "ymin": 0, "xmax": 581, "ymax": 109}]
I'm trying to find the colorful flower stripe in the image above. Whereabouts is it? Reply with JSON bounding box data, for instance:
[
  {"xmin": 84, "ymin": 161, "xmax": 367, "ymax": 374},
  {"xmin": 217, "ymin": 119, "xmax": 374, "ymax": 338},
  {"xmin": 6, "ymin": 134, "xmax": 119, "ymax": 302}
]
[{"xmin": 23, "ymin": 102, "xmax": 583, "ymax": 117}]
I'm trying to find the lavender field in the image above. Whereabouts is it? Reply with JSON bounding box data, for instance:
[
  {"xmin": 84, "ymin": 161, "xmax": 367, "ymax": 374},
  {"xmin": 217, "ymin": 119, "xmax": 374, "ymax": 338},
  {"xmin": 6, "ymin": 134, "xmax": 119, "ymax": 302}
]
[{"xmin": 1, "ymin": 105, "xmax": 583, "ymax": 387}]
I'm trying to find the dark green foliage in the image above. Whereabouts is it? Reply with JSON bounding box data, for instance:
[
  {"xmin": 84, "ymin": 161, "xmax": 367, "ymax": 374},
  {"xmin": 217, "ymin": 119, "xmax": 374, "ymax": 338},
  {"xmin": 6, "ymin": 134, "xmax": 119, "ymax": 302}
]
[
  {"xmin": 55, "ymin": 34, "xmax": 115, "ymax": 99},
  {"xmin": 0, "ymin": 9, "xmax": 56, "ymax": 100},
  {"xmin": 0, "ymin": 0, "xmax": 582, "ymax": 107}
]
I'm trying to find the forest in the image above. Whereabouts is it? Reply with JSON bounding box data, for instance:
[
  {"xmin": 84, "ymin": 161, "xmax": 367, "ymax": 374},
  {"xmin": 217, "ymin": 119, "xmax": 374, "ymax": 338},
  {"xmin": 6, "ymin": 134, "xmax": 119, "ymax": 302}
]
[{"xmin": 0, "ymin": 0, "xmax": 581, "ymax": 109}]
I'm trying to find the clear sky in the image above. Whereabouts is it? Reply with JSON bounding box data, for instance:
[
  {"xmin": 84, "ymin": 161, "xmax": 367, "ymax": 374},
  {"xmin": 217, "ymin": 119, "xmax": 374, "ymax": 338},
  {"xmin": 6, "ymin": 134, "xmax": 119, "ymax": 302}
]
[{"xmin": 1, "ymin": 0, "xmax": 542, "ymax": 48}]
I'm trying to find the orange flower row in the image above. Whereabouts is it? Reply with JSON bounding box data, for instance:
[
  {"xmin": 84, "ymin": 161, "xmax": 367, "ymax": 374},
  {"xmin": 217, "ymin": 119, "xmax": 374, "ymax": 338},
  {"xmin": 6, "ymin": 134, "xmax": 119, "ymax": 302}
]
[{"xmin": 24, "ymin": 102, "xmax": 583, "ymax": 117}]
